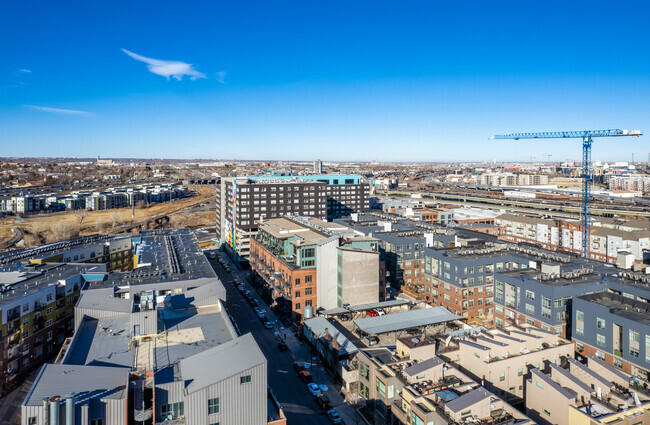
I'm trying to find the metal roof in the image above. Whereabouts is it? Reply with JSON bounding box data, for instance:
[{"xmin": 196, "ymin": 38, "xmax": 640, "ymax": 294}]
[
  {"xmin": 303, "ymin": 316, "xmax": 358, "ymax": 355},
  {"xmin": 354, "ymin": 307, "xmax": 461, "ymax": 335},
  {"xmin": 319, "ymin": 299, "xmax": 410, "ymax": 316},
  {"xmin": 403, "ymin": 357, "xmax": 444, "ymax": 378},
  {"xmin": 445, "ymin": 387, "xmax": 492, "ymax": 413},
  {"xmin": 348, "ymin": 299, "xmax": 410, "ymax": 312},
  {"xmin": 23, "ymin": 364, "xmax": 129, "ymax": 406},
  {"xmin": 179, "ymin": 333, "xmax": 265, "ymax": 393},
  {"xmin": 76, "ymin": 291, "xmax": 133, "ymax": 313}
]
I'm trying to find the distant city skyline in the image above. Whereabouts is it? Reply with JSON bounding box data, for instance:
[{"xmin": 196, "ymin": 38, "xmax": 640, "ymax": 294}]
[{"xmin": 1, "ymin": 1, "xmax": 649, "ymax": 161}]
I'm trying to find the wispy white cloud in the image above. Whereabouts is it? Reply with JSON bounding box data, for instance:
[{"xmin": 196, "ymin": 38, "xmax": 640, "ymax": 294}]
[
  {"xmin": 18, "ymin": 69, "xmax": 31, "ymax": 73},
  {"xmin": 24, "ymin": 105, "xmax": 92, "ymax": 116},
  {"xmin": 215, "ymin": 71, "xmax": 227, "ymax": 84},
  {"xmin": 122, "ymin": 48, "xmax": 206, "ymax": 81}
]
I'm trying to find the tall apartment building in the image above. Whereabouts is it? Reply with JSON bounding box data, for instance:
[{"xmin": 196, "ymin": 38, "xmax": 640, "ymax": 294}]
[
  {"xmin": 493, "ymin": 262, "xmax": 609, "ymax": 338},
  {"xmin": 216, "ymin": 174, "xmax": 370, "ymax": 261},
  {"xmin": 250, "ymin": 216, "xmax": 382, "ymax": 320},
  {"xmin": 573, "ymin": 291, "xmax": 650, "ymax": 380},
  {"xmin": 421, "ymin": 245, "xmax": 539, "ymax": 319}
]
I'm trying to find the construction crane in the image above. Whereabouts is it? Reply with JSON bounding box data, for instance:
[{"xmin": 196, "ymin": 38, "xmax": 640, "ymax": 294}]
[{"xmin": 491, "ymin": 129, "xmax": 643, "ymax": 259}]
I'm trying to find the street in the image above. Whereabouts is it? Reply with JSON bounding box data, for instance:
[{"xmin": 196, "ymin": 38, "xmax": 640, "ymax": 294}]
[{"xmin": 208, "ymin": 254, "xmax": 338, "ymax": 425}]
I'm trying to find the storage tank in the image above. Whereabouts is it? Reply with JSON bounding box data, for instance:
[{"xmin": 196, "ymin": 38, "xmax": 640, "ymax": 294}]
[
  {"xmin": 304, "ymin": 305, "xmax": 314, "ymax": 319},
  {"xmin": 49, "ymin": 396, "xmax": 60, "ymax": 425},
  {"xmin": 64, "ymin": 393, "xmax": 75, "ymax": 425}
]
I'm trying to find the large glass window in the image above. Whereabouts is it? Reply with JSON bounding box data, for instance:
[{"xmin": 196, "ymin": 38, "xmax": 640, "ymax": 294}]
[
  {"xmin": 597, "ymin": 318, "xmax": 606, "ymax": 330},
  {"xmin": 376, "ymin": 378, "xmax": 386, "ymax": 398}
]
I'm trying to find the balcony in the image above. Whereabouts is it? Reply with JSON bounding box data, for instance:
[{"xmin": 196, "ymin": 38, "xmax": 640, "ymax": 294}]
[{"xmin": 7, "ymin": 310, "xmax": 20, "ymax": 321}]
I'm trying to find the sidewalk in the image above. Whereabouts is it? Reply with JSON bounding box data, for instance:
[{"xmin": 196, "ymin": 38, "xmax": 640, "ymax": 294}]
[{"xmin": 227, "ymin": 254, "xmax": 364, "ymax": 424}]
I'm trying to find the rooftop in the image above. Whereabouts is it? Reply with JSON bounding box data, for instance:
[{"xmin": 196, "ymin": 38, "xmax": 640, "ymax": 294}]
[
  {"xmin": 354, "ymin": 307, "xmax": 461, "ymax": 335},
  {"xmin": 23, "ymin": 364, "xmax": 130, "ymax": 406},
  {"xmin": 578, "ymin": 292, "xmax": 650, "ymax": 325}
]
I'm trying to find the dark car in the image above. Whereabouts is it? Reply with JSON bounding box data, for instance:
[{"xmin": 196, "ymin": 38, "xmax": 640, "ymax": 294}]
[
  {"xmin": 316, "ymin": 394, "xmax": 332, "ymax": 410},
  {"xmin": 277, "ymin": 341, "xmax": 288, "ymax": 351}
]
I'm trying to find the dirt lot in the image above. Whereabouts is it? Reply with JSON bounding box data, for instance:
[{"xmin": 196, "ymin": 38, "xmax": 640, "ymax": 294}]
[{"xmin": 0, "ymin": 186, "xmax": 216, "ymax": 248}]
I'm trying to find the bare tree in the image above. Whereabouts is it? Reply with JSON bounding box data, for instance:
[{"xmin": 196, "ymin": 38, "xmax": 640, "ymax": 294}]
[
  {"xmin": 109, "ymin": 212, "xmax": 123, "ymax": 229},
  {"xmin": 49, "ymin": 222, "xmax": 78, "ymax": 242},
  {"xmin": 95, "ymin": 218, "xmax": 107, "ymax": 234},
  {"xmin": 76, "ymin": 209, "xmax": 89, "ymax": 226}
]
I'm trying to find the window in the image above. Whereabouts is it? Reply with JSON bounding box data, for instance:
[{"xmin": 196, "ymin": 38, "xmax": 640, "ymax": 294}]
[
  {"xmin": 295, "ymin": 278, "xmax": 301, "ymax": 285},
  {"xmin": 630, "ymin": 330, "xmax": 640, "ymax": 343},
  {"xmin": 241, "ymin": 375, "xmax": 252, "ymax": 384},
  {"xmin": 596, "ymin": 351, "xmax": 606, "ymax": 360},
  {"xmin": 23, "ymin": 316, "xmax": 29, "ymax": 325},
  {"xmin": 576, "ymin": 310, "xmax": 584, "ymax": 335},
  {"xmin": 597, "ymin": 334, "xmax": 606, "ymax": 347},
  {"xmin": 47, "ymin": 306, "xmax": 52, "ymax": 314},
  {"xmin": 28, "ymin": 418, "xmax": 37, "ymax": 425},
  {"xmin": 499, "ymin": 373, "xmax": 505, "ymax": 381},
  {"xmin": 208, "ymin": 397, "xmax": 220, "ymax": 414},
  {"xmin": 542, "ymin": 409, "xmax": 551, "ymax": 417},
  {"xmin": 631, "ymin": 348, "xmax": 640, "ymax": 358},
  {"xmin": 525, "ymin": 303, "xmax": 535, "ymax": 315},
  {"xmin": 597, "ymin": 318, "xmax": 606, "ymax": 330},
  {"xmin": 295, "ymin": 303, "xmax": 300, "ymax": 311},
  {"xmin": 161, "ymin": 402, "xmax": 184, "ymax": 419},
  {"xmin": 614, "ymin": 358, "xmax": 623, "ymax": 368},
  {"xmin": 305, "ymin": 287, "xmax": 312, "ymax": 295},
  {"xmin": 305, "ymin": 275, "xmax": 312, "ymax": 284},
  {"xmin": 536, "ymin": 381, "xmax": 544, "ymax": 389},
  {"xmin": 295, "ymin": 291, "xmax": 301, "ymax": 298},
  {"xmin": 517, "ymin": 368, "xmax": 523, "ymax": 376},
  {"xmin": 376, "ymin": 378, "xmax": 386, "ymax": 398},
  {"xmin": 525, "ymin": 290, "xmax": 535, "ymax": 300}
]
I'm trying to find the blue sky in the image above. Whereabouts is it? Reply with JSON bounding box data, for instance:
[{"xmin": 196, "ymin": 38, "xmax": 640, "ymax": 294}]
[{"xmin": 1, "ymin": 1, "xmax": 649, "ymax": 162}]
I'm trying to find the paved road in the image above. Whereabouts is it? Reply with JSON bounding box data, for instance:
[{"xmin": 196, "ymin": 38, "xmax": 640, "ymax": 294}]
[{"xmin": 208, "ymin": 255, "xmax": 336, "ymax": 425}]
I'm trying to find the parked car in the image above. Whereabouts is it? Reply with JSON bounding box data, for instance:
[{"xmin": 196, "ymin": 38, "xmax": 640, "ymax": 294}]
[
  {"xmin": 339, "ymin": 314, "xmax": 352, "ymax": 322},
  {"xmin": 263, "ymin": 321, "xmax": 274, "ymax": 329},
  {"xmin": 362, "ymin": 335, "xmax": 379, "ymax": 346},
  {"xmin": 316, "ymin": 394, "xmax": 332, "ymax": 410},
  {"xmin": 375, "ymin": 308, "xmax": 386, "ymax": 316},
  {"xmin": 298, "ymin": 370, "xmax": 313, "ymax": 383},
  {"xmin": 293, "ymin": 362, "xmax": 311, "ymax": 372},
  {"xmin": 307, "ymin": 382, "xmax": 321, "ymax": 396},
  {"xmin": 366, "ymin": 309, "xmax": 379, "ymax": 317},
  {"xmin": 277, "ymin": 341, "xmax": 288, "ymax": 351},
  {"xmin": 326, "ymin": 409, "xmax": 342, "ymax": 424}
]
